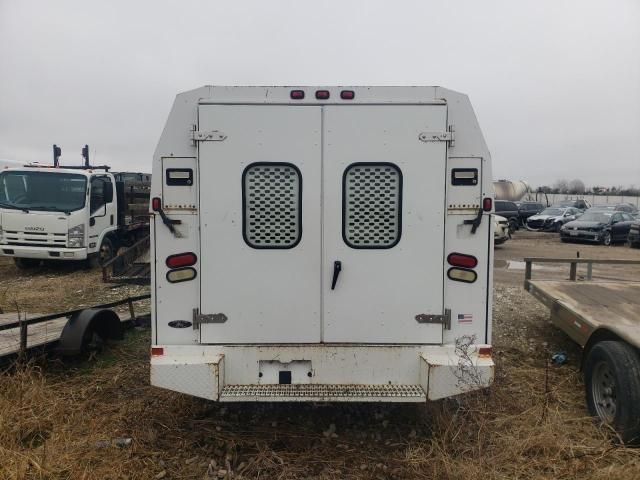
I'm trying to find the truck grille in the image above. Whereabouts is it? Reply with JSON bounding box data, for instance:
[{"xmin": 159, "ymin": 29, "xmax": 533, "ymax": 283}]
[{"xmin": 3, "ymin": 230, "xmax": 67, "ymax": 247}]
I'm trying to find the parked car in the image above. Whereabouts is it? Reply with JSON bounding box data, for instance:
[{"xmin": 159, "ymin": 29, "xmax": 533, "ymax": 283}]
[
  {"xmin": 494, "ymin": 200, "xmax": 520, "ymax": 232},
  {"xmin": 628, "ymin": 220, "xmax": 640, "ymax": 248},
  {"xmin": 590, "ymin": 203, "xmax": 638, "ymax": 214},
  {"xmin": 555, "ymin": 199, "xmax": 591, "ymax": 211},
  {"xmin": 494, "ymin": 215, "xmax": 510, "ymax": 245},
  {"xmin": 560, "ymin": 210, "xmax": 635, "ymax": 245},
  {"xmin": 526, "ymin": 207, "xmax": 581, "ymax": 232},
  {"xmin": 516, "ymin": 201, "xmax": 545, "ymax": 225}
]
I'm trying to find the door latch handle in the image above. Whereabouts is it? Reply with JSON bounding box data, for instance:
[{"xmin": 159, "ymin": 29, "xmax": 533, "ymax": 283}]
[{"xmin": 331, "ymin": 260, "xmax": 342, "ymax": 290}]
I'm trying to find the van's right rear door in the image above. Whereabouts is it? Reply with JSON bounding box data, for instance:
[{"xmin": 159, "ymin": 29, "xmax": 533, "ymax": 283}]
[{"xmin": 322, "ymin": 105, "xmax": 447, "ymax": 344}]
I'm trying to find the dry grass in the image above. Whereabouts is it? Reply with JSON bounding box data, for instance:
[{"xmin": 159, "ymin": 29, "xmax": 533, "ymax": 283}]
[
  {"xmin": 2, "ymin": 246, "xmax": 640, "ymax": 479},
  {"xmin": 2, "ymin": 324, "xmax": 640, "ymax": 479}
]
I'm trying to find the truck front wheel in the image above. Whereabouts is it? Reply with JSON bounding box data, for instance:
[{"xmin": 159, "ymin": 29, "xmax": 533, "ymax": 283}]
[
  {"xmin": 585, "ymin": 340, "xmax": 640, "ymax": 444},
  {"xmin": 87, "ymin": 237, "xmax": 115, "ymax": 268},
  {"xmin": 14, "ymin": 258, "xmax": 41, "ymax": 269}
]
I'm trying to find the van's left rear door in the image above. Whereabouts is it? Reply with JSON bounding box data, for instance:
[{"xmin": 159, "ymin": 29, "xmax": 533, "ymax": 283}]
[{"xmin": 198, "ymin": 105, "xmax": 321, "ymax": 343}]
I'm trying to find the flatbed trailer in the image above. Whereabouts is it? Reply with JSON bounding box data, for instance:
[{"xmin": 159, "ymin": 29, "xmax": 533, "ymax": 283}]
[
  {"xmin": 524, "ymin": 257, "xmax": 640, "ymax": 443},
  {"xmin": 0, "ymin": 294, "xmax": 150, "ymax": 360}
]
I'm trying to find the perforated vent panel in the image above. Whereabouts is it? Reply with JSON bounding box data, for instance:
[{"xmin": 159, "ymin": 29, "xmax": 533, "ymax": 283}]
[
  {"xmin": 243, "ymin": 163, "xmax": 302, "ymax": 248},
  {"xmin": 343, "ymin": 163, "xmax": 402, "ymax": 248}
]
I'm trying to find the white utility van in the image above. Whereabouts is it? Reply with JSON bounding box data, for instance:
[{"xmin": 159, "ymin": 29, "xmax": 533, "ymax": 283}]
[{"xmin": 150, "ymin": 86, "xmax": 495, "ymax": 402}]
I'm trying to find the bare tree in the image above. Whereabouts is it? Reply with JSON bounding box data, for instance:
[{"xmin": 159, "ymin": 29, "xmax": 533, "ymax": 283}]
[
  {"xmin": 553, "ymin": 179, "xmax": 569, "ymax": 194},
  {"xmin": 568, "ymin": 179, "xmax": 586, "ymax": 194}
]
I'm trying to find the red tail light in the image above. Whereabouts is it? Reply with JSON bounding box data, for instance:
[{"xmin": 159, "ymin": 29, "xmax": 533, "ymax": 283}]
[
  {"xmin": 315, "ymin": 90, "xmax": 330, "ymax": 100},
  {"xmin": 447, "ymin": 252, "xmax": 478, "ymax": 269},
  {"xmin": 290, "ymin": 90, "xmax": 305, "ymax": 100},
  {"xmin": 152, "ymin": 197, "xmax": 161, "ymax": 211},
  {"xmin": 483, "ymin": 197, "xmax": 492, "ymax": 211},
  {"xmin": 151, "ymin": 346, "xmax": 164, "ymax": 356},
  {"xmin": 166, "ymin": 252, "xmax": 197, "ymax": 268},
  {"xmin": 478, "ymin": 346, "xmax": 492, "ymax": 357},
  {"xmin": 340, "ymin": 90, "xmax": 355, "ymax": 100}
]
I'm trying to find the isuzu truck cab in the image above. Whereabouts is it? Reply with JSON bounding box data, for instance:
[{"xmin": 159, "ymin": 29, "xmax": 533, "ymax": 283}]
[
  {"xmin": 0, "ymin": 165, "xmax": 149, "ymax": 268},
  {"xmin": 150, "ymin": 86, "xmax": 495, "ymax": 402}
]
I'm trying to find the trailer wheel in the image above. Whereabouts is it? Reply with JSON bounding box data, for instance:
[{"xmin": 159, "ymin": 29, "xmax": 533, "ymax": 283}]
[
  {"xmin": 14, "ymin": 258, "xmax": 41, "ymax": 269},
  {"xmin": 584, "ymin": 340, "xmax": 640, "ymax": 444},
  {"xmin": 58, "ymin": 308, "xmax": 123, "ymax": 355}
]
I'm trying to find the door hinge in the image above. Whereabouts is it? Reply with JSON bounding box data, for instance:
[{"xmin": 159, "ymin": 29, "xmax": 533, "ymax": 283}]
[
  {"xmin": 419, "ymin": 125, "xmax": 455, "ymax": 147},
  {"xmin": 192, "ymin": 308, "xmax": 228, "ymax": 329},
  {"xmin": 190, "ymin": 127, "xmax": 227, "ymax": 145},
  {"xmin": 415, "ymin": 308, "xmax": 451, "ymax": 330}
]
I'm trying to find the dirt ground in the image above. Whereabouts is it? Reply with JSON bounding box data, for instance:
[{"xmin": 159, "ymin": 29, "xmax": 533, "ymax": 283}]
[{"xmin": 1, "ymin": 232, "xmax": 640, "ymax": 479}]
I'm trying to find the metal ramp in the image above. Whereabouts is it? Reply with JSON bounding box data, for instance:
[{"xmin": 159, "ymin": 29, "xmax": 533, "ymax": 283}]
[
  {"xmin": 102, "ymin": 235, "xmax": 151, "ymax": 285},
  {"xmin": 219, "ymin": 384, "xmax": 426, "ymax": 402}
]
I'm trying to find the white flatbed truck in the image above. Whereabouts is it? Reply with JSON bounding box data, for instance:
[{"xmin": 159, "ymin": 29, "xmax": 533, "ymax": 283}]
[
  {"xmin": 0, "ymin": 154, "xmax": 150, "ymax": 267},
  {"xmin": 150, "ymin": 86, "xmax": 495, "ymax": 402}
]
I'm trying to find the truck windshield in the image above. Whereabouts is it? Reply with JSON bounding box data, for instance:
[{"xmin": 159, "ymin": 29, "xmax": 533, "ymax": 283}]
[{"xmin": 0, "ymin": 171, "xmax": 87, "ymax": 213}]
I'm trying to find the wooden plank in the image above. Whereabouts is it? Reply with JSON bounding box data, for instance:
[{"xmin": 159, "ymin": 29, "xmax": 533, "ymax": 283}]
[
  {"xmin": 528, "ymin": 280, "xmax": 640, "ymax": 347},
  {"xmin": 0, "ymin": 316, "xmax": 67, "ymax": 357}
]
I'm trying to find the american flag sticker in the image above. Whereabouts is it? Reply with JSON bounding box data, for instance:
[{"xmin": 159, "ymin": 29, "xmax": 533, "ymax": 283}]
[{"xmin": 458, "ymin": 313, "xmax": 473, "ymax": 324}]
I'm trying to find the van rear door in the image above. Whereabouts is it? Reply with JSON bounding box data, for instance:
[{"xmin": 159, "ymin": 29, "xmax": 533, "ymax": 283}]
[
  {"xmin": 322, "ymin": 105, "xmax": 447, "ymax": 343},
  {"xmin": 197, "ymin": 105, "xmax": 322, "ymax": 343}
]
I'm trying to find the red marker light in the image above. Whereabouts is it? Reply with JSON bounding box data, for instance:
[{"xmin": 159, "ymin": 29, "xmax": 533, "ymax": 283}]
[
  {"xmin": 483, "ymin": 197, "xmax": 493, "ymax": 212},
  {"xmin": 166, "ymin": 252, "xmax": 198, "ymax": 268},
  {"xmin": 290, "ymin": 90, "xmax": 305, "ymax": 100},
  {"xmin": 152, "ymin": 197, "xmax": 161, "ymax": 211},
  {"xmin": 447, "ymin": 252, "xmax": 478, "ymax": 269},
  {"xmin": 315, "ymin": 90, "xmax": 330, "ymax": 100},
  {"xmin": 340, "ymin": 90, "xmax": 355, "ymax": 100},
  {"xmin": 151, "ymin": 346, "xmax": 164, "ymax": 356},
  {"xmin": 478, "ymin": 346, "xmax": 492, "ymax": 358}
]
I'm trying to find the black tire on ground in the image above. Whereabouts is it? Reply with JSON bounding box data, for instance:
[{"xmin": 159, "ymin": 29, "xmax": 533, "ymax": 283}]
[
  {"xmin": 13, "ymin": 257, "xmax": 41, "ymax": 269},
  {"xmin": 508, "ymin": 218, "xmax": 518, "ymax": 233},
  {"xmin": 554, "ymin": 222, "xmax": 562, "ymax": 232},
  {"xmin": 584, "ymin": 340, "xmax": 640, "ymax": 444},
  {"xmin": 601, "ymin": 231, "xmax": 612, "ymax": 246},
  {"xmin": 87, "ymin": 237, "xmax": 115, "ymax": 268},
  {"xmin": 560, "ymin": 238, "xmax": 569, "ymax": 243}
]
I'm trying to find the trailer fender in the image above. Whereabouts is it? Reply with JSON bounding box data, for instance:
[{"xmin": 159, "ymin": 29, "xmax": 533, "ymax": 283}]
[{"xmin": 58, "ymin": 308, "xmax": 123, "ymax": 355}]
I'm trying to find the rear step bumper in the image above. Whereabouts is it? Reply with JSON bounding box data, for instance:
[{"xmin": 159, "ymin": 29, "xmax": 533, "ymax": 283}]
[
  {"xmin": 150, "ymin": 345, "xmax": 494, "ymax": 402},
  {"xmin": 220, "ymin": 384, "xmax": 426, "ymax": 402}
]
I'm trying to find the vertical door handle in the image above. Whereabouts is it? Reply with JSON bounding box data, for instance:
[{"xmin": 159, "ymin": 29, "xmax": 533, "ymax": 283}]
[{"xmin": 331, "ymin": 260, "xmax": 342, "ymax": 290}]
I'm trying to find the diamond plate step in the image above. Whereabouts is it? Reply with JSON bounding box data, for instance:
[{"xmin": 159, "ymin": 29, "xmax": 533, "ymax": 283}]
[{"xmin": 220, "ymin": 384, "xmax": 426, "ymax": 402}]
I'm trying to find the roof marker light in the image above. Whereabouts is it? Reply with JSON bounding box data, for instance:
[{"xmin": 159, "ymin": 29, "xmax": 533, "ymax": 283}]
[
  {"xmin": 166, "ymin": 252, "xmax": 197, "ymax": 268},
  {"xmin": 340, "ymin": 90, "xmax": 355, "ymax": 100},
  {"xmin": 290, "ymin": 90, "xmax": 305, "ymax": 100},
  {"xmin": 315, "ymin": 90, "xmax": 330, "ymax": 100},
  {"xmin": 447, "ymin": 252, "xmax": 478, "ymax": 269}
]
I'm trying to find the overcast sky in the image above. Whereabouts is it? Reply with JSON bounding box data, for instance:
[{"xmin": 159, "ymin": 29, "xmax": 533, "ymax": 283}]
[{"xmin": 1, "ymin": 0, "xmax": 639, "ymax": 188}]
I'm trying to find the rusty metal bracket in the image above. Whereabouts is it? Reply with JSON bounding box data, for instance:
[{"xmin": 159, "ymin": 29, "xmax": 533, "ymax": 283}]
[{"xmin": 415, "ymin": 309, "xmax": 451, "ymax": 330}]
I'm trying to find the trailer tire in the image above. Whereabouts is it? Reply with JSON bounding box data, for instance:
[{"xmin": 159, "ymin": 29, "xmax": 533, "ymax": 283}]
[
  {"xmin": 584, "ymin": 340, "xmax": 640, "ymax": 444},
  {"xmin": 14, "ymin": 258, "xmax": 41, "ymax": 269}
]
